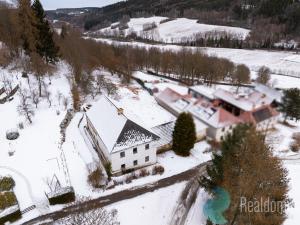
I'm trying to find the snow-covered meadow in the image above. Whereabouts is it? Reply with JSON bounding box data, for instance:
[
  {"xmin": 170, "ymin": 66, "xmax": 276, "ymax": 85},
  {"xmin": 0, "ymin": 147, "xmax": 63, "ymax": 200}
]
[{"xmin": 97, "ymin": 17, "xmax": 250, "ymax": 43}]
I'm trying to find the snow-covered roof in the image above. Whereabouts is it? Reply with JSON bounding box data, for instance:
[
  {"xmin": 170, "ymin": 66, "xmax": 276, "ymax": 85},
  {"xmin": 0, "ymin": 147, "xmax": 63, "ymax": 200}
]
[
  {"xmin": 151, "ymin": 122, "xmax": 175, "ymax": 148},
  {"xmin": 157, "ymin": 88, "xmax": 238, "ymax": 129},
  {"xmin": 189, "ymin": 85, "xmax": 216, "ymax": 100},
  {"xmin": 86, "ymin": 96, "xmax": 159, "ymax": 153},
  {"xmin": 254, "ymin": 83, "xmax": 282, "ymax": 103},
  {"xmin": 214, "ymin": 88, "xmax": 273, "ymax": 111},
  {"xmin": 0, "ymin": 205, "xmax": 19, "ymax": 219},
  {"xmin": 188, "ymin": 101, "xmax": 242, "ymax": 128}
]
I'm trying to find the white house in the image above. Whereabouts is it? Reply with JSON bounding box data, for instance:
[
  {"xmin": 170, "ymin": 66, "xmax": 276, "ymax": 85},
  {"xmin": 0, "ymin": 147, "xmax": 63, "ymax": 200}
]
[{"xmin": 85, "ymin": 96, "xmax": 160, "ymax": 175}]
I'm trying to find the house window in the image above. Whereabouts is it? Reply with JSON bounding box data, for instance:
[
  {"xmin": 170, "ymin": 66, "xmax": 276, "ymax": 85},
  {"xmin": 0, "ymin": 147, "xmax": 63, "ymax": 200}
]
[
  {"xmin": 133, "ymin": 148, "xmax": 138, "ymax": 154},
  {"xmin": 145, "ymin": 144, "xmax": 150, "ymax": 150},
  {"xmin": 120, "ymin": 152, "xmax": 125, "ymax": 158},
  {"xmin": 222, "ymin": 127, "xmax": 225, "ymax": 132},
  {"xmin": 133, "ymin": 160, "xmax": 138, "ymax": 166},
  {"xmin": 145, "ymin": 156, "xmax": 149, "ymax": 162},
  {"xmin": 221, "ymin": 136, "xmax": 224, "ymax": 141},
  {"xmin": 229, "ymin": 125, "xmax": 233, "ymax": 130},
  {"xmin": 121, "ymin": 164, "xmax": 126, "ymax": 170}
]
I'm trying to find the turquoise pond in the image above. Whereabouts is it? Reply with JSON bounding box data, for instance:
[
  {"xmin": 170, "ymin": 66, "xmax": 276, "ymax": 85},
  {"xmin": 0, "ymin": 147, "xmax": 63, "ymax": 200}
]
[{"xmin": 203, "ymin": 187, "xmax": 231, "ymax": 224}]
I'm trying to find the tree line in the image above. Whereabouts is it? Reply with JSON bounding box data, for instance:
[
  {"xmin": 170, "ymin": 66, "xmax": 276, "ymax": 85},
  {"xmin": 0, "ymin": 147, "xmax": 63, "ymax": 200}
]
[{"xmin": 0, "ymin": 0, "xmax": 251, "ymax": 113}]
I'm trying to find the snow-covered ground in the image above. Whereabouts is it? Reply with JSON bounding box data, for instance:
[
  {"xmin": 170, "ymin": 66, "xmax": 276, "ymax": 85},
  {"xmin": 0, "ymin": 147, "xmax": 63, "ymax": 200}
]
[
  {"xmin": 98, "ymin": 17, "xmax": 250, "ymax": 43},
  {"xmin": 106, "ymin": 182, "xmax": 187, "ymax": 225},
  {"xmin": 0, "ymin": 64, "xmax": 213, "ymax": 224},
  {"xmin": 1, "ymin": 37, "xmax": 300, "ymax": 224}
]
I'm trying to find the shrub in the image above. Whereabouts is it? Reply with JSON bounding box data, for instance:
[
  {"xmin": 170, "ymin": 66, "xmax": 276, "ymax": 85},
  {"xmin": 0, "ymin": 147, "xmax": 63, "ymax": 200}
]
[
  {"xmin": 290, "ymin": 132, "xmax": 300, "ymax": 152},
  {"xmin": 104, "ymin": 162, "xmax": 112, "ymax": 180},
  {"xmin": 125, "ymin": 175, "xmax": 133, "ymax": 184},
  {"xmin": 18, "ymin": 122, "xmax": 24, "ymax": 130},
  {"xmin": 139, "ymin": 169, "xmax": 150, "ymax": 177},
  {"xmin": 88, "ymin": 167, "xmax": 104, "ymax": 189},
  {"xmin": 0, "ymin": 192, "xmax": 17, "ymax": 210},
  {"xmin": 152, "ymin": 165, "xmax": 165, "ymax": 175},
  {"xmin": 0, "ymin": 176, "xmax": 15, "ymax": 192}
]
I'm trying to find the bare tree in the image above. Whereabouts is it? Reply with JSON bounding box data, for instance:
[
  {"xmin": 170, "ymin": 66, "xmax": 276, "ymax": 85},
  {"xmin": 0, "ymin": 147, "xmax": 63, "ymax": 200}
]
[
  {"xmin": 0, "ymin": 73, "xmax": 14, "ymax": 95},
  {"xmin": 56, "ymin": 90, "xmax": 63, "ymax": 106},
  {"xmin": 105, "ymin": 82, "xmax": 117, "ymax": 97},
  {"xmin": 30, "ymin": 88, "xmax": 40, "ymax": 108},
  {"xmin": 256, "ymin": 66, "xmax": 271, "ymax": 85},
  {"xmin": 42, "ymin": 82, "xmax": 52, "ymax": 107},
  {"xmin": 62, "ymin": 96, "xmax": 70, "ymax": 110},
  {"xmin": 232, "ymin": 64, "xmax": 250, "ymax": 92},
  {"xmin": 17, "ymin": 88, "xmax": 35, "ymax": 123}
]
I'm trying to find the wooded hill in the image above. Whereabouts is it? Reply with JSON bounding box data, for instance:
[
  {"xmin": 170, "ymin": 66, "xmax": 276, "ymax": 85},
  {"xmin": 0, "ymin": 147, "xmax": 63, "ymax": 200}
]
[{"xmin": 46, "ymin": 0, "xmax": 300, "ymax": 39}]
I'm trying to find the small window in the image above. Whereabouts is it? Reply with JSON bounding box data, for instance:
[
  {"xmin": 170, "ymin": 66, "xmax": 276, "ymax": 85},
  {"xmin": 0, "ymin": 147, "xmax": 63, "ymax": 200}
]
[
  {"xmin": 222, "ymin": 127, "xmax": 225, "ymax": 132},
  {"xmin": 145, "ymin": 156, "xmax": 149, "ymax": 162},
  {"xmin": 145, "ymin": 144, "xmax": 150, "ymax": 150},
  {"xmin": 133, "ymin": 160, "xmax": 138, "ymax": 166},
  {"xmin": 133, "ymin": 148, "xmax": 138, "ymax": 154},
  {"xmin": 229, "ymin": 125, "xmax": 233, "ymax": 130},
  {"xmin": 120, "ymin": 152, "xmax": 125, "ymax": 158},
  {"xmin": 221, "ymin": 136, "xmax": 224, "ymax": 141},
  {"xmin": 121, "ymin": 164, "xmax": 126, "ymax": 170}
]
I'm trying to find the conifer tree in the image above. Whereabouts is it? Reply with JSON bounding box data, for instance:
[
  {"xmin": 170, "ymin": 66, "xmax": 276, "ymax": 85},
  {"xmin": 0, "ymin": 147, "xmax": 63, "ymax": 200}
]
[
  {"xmin": 18, "ymin": 0, "xmax": 38, "ymax": 55},
  {"xmin": 172, "ymin": 112, "xmax": 196, "ymax": 156},
  {"xmin": 32, "ymin": 0, "xmax": 59, "ymax": 63},
  {"xmin": 200, "ymin": 125, "xmax": 292, "ymax": 225},
  {"xmin": 279, "ymin": 88, "xmax": 300, "ymax": 122}
]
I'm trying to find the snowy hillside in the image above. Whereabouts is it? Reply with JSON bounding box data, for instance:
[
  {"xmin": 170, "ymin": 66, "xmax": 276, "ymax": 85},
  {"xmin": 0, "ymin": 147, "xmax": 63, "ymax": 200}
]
[{"xmin": 97, "ymin": 17, "xmax": 250, "ymax": 43}]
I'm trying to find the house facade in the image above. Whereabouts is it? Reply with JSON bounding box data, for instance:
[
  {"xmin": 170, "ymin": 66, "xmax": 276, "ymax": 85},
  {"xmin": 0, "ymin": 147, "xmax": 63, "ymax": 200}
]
[{"xmin": 85, "ymin": 96, "xmax": 159, "ymax": 175}]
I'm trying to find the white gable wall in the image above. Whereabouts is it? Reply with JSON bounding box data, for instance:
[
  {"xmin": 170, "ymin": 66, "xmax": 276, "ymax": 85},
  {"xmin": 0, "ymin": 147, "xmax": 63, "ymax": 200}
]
[{"xmin": 110, "ymin": 141, "xmax": 158, "ymax": 174}]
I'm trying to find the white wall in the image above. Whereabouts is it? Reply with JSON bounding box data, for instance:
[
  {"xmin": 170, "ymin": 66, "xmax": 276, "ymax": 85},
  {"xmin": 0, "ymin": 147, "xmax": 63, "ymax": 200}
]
[
  {"xmin": 256, "ymin": 116, "xmax": 278, "ymax": 131},
  {"xmin": 215, "ymin": 125, "xmax": 236, "ymax": 142},
  {"xmin": 110, "ymin": 141, "xmax": 158, "ymax": 174}
]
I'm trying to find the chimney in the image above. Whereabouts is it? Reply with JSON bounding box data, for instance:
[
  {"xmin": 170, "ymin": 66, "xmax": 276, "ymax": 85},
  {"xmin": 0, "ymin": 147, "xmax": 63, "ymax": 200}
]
[{"xmin": 117, "ymin": 108, "xmax": 124, "ymax": 115}]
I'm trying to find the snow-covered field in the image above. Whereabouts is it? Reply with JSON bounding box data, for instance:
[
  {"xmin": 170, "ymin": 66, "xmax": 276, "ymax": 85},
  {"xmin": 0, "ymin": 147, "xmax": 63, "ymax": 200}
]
[
  {"xmin": 97, "ymin": 38, "xmax": 300, "ymax": 82},
  {"xmin": 204, "ymin": 48, "xmax": 300, "ymax": 79},
  {"xmin": 98, "ymin": 17, "xmax": 250, "ymax": 43}
]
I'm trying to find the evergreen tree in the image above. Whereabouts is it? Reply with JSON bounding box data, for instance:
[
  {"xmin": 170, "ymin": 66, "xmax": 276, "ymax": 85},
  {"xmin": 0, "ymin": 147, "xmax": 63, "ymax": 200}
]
[
  {"xmin": 32, "ymin": 0, "xmax": 59, "ymax": 63},
  {"xmin": 200, "ymin": 125, "xmax": 292, "ymax": 225},
  {"xmin": 18, "ymin": 0, "xmax": 38, "ymax": 55},
  {"xmin": 279, "ymin": 88, "xmax": 300, "ymax": 122},
  {"xmin": 172, "ymin": 112, "xmax": 196, "ymax": 156}
]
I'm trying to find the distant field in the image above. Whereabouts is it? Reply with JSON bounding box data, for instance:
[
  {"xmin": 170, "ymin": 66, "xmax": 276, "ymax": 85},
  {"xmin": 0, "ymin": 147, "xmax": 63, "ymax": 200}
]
[{"xmin": 97, "ymin": 17, "xmax": 250, "ymax": 43}]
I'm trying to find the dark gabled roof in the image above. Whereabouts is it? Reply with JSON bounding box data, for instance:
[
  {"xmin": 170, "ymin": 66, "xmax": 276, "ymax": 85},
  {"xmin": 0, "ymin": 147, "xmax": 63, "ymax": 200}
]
[
  {"xmin": 114, "ymin": 119, "xmax": 160, "ymax": 151},
  {"xmin": 252, "ymin": 108, "xmax": 272, "ymax": 123}
]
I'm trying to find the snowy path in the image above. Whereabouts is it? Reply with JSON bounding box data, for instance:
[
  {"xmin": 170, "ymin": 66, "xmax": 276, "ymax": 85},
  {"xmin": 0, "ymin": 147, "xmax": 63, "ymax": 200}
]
[{"xmin": 22, "ymin": 161, "xmax": 211, "ymax": 225}]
